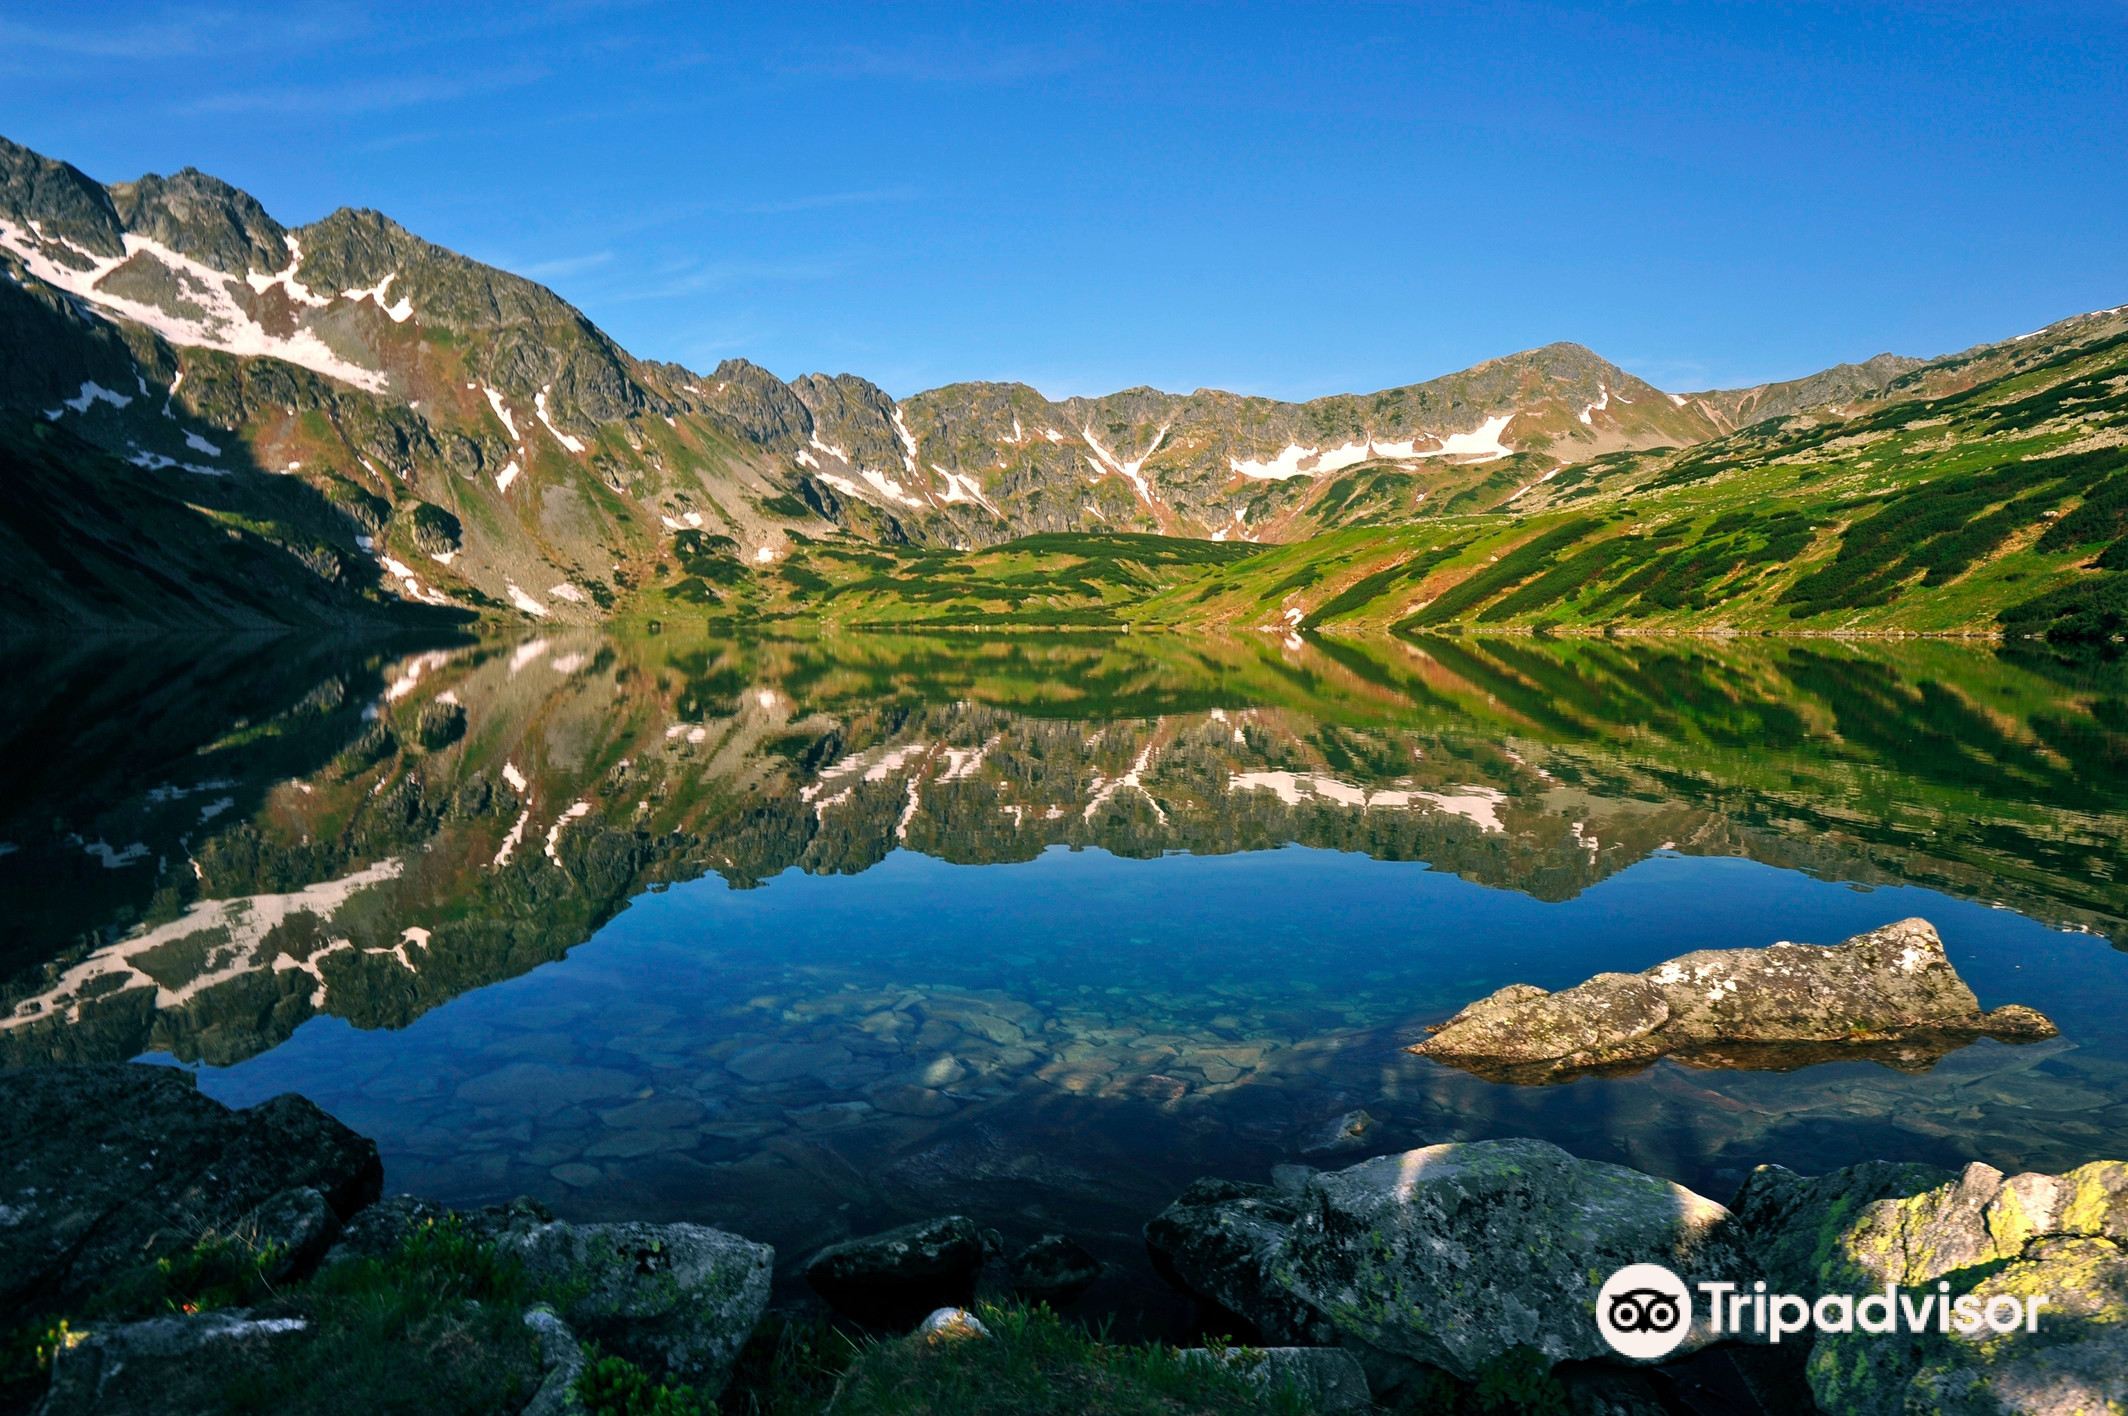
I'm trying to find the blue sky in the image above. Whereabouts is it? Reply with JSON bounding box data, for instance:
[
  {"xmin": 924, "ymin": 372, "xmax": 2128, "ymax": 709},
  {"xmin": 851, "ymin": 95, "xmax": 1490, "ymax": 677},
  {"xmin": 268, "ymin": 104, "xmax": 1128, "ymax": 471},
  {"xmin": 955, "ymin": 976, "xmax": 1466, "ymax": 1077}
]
[{"xmin": 1, "ymin": 1, "xmax": 2122, "ymax": 400}]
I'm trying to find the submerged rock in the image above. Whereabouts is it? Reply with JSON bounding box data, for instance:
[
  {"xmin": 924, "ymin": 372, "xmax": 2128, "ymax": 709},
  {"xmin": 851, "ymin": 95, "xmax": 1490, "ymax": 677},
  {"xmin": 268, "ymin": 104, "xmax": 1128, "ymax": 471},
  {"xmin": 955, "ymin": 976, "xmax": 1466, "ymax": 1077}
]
[
  {"xmin": 0, "ymin": 1063, "xmax": 380, "ymax": 1320},
  {"xmin": 805, "ymin": 1215, "xmax": 986, "ymax": 1328},
  {"xmin": 1148, "ymin": 1139, "xmax": 1755, "ymax": 1383},
  {"xmin": 1408, "ymin": 918, "xmax": 2056, "ymax": 1082},
  {"xmin": 1747, "ymin": 1158, "xmax": 2128, "ymax": 1414}
]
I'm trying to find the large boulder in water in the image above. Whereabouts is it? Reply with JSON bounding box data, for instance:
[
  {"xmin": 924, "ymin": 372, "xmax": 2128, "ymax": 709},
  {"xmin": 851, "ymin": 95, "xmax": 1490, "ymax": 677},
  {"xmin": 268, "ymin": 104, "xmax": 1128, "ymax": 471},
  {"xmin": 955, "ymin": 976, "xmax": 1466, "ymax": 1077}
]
[
  {"xmin": 1740, "ymin": 1158, "xmax": 2128, "ymax": 1414},
  {"xmin": 1149, "ymin": 1138, "xmax": 1755, "ymax": 1383},
  {"xmin": 0, "ymin": 1063, "xmax": 381, "ymax": 1320},
  {"xmin": 1408, "ymin": 917, "xmax": 2056, "ymax": 1082}
]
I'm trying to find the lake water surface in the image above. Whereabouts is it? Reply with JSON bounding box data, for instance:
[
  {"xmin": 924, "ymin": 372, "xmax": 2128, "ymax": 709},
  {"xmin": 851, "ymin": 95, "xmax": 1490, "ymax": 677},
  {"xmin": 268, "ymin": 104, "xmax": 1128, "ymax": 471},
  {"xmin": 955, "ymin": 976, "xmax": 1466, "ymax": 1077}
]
[{"xmin": 4, "ymin": 630, "xmax": 2124, "ymax": 1322}]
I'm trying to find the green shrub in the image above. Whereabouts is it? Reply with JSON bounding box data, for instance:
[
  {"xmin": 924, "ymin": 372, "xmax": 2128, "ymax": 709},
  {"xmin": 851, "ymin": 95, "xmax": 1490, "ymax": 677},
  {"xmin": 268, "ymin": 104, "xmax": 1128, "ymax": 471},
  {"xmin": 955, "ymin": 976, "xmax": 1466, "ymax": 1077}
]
[{"xmin": 576, "ymin": 1346, "xmax": 708, "ymax": 1415}]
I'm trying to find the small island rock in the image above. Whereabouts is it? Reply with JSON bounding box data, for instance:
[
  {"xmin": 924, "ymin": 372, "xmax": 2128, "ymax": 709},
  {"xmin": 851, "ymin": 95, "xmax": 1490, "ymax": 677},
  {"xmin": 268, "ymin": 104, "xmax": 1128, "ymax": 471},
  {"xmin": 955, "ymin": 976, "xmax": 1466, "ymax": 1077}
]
[{"xmin": 1408, "ymin": 918, "xmax": 2056, "ymax": 1082}]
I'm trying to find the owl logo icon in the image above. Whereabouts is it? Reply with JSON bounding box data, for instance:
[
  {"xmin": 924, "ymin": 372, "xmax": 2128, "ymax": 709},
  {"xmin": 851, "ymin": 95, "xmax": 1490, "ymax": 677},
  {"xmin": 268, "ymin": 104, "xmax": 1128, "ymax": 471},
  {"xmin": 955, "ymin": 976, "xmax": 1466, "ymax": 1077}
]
[{"xmin": 1596, "ymin": 1264, "xmax": 1693, "ymax": 1359}]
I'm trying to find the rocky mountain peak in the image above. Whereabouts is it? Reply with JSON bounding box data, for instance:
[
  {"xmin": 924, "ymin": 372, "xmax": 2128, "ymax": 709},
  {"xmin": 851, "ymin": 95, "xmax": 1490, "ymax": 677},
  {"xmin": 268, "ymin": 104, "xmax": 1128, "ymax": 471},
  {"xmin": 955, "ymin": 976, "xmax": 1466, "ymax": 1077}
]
[
  {"xmin": 0, "ymin": 136, "xmax": 124, "ymax": 262},
  {"xmin": 108, "ymin": 167, "xmax": 288, "ymax": 275}
]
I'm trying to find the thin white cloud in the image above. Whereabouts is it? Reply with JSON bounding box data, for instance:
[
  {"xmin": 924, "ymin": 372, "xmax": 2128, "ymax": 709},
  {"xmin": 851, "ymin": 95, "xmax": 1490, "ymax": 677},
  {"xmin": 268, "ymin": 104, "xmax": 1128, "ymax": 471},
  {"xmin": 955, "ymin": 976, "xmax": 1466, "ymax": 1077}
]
[
  {"xmin": 718, "ymin": 187, "xmax": 918, "ymax": 216},
  {"xmin": 605, "ymin": 254, "xmax": 857, "ymax": 302},
  {"xmin": 179, "ymin": 64, "xmax": 550, "ymax": 116},
  {"xmin": 0, "ymin": 9, "xmax": 356, "ymax": 61},
  {"xmin": 514, "ymin": 251, "xmax": 616, "ymax": 279},
  {"xmin": 777, "ymin": 39, "xmax": 1082, "ymax": 85}
]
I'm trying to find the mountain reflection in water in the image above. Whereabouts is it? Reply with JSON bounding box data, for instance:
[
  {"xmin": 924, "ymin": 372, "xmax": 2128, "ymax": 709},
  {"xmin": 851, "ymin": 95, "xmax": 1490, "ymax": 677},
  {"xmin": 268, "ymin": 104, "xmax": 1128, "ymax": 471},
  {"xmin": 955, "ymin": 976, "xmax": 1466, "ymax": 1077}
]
[{"xmin": 2, "ymin": 629, "xmax": 2124, "ymax": 1314}]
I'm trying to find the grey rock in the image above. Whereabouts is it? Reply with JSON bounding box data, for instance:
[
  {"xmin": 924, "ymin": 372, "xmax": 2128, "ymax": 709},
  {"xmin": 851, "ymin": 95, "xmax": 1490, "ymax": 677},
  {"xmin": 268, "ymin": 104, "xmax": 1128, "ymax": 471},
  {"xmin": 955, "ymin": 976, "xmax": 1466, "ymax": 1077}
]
[
  {"xmin": 497, "ymin": 1219, "xmax": 773, "ymax": 1396},
  {"xmin": 520, "ymin": 1305, "xmax": 589, "ymax": 1416},
  {"xmin": 234, "ymin": 1186, "xmax": 339, "ymax": 1284},
  {"xmin": 1151, "ymin": 1139, "xmax": 1756, "ymax": 1382},
  {"xmin": 806, "ymin": 1215, "xmax": 986, "ymax": 1328},
  {"xmin": 1145, "ymin": 1179, "xmax": 1320, "ymax": 1342},
  {"xmin": 0, "ymin": 1064, "xmax": 380, "ymax": 1322},
  {"xmin": 1410, "ymin": 918, "xmax": 2057, "ymax": 1081},
  {"xmin": 36, "ymin": 1310, "xmax": 310, "ymax": 1415}
]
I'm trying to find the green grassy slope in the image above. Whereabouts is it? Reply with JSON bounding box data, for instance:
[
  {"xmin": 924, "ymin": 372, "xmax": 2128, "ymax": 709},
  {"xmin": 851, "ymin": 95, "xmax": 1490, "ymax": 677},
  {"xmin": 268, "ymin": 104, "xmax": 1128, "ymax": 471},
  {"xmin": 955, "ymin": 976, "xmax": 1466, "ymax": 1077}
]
[{"xmin": 753, "ymin": 319, "xmax": 2128, "ymax": 643}]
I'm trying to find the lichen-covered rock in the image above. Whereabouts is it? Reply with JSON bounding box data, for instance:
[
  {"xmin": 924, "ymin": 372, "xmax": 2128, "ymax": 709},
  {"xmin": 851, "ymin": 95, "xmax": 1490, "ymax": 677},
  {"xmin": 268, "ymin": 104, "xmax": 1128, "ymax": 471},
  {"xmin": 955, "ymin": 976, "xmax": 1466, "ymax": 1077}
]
[
  {"xmin": 497, "ymin": 1220, "xmax": 773, "ymax": 1396},
  {"xmin": 1150, "ymin": 1140, "xmax": 1755, "ymax": 1383},
  {"xmin": 805, "ymin": 1215, "xmax": 986, "ymax": 1328},
  {"xmin": 1409, "ymin": 918, "xmax": 2056, "ymax": 1082},
  {"xmin": 1730, "ymin": 1159, "xmax": 1956, "ymax": 1295},
  {"xmin": 1144, "ymin": 1179, "xmax": 1322, "ymax": 1343},
  {"xmin": 235, "ymin": 1186, "xmax": 340, "ymax": 1285},
  {"xmin": 519, "ymin": 1305, "xmax": 589, "ymax": 1416},
  {"xmin": 36, "ymin": 1310, "xmax": 310, "ymax": 1415},
  {"xmin": 0, "ymin": 1064, "xmax": 380, "ymax": 1321},
  {"xmin": 1273, "ymin": 1139, "xmax": 1754, "ymax": 1381},
  {"xmin": 1792, "ymin": 1159, "xmax": 2128, "ymax": 1414}
]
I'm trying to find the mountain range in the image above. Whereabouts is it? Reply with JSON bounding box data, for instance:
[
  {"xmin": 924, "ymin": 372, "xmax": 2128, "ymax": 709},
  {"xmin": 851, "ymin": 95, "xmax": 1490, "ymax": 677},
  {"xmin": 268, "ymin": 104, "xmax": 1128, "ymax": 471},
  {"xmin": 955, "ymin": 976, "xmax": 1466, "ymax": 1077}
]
[{"xmin": 0, "ymin": 133, "xmax": 2121, "ymax": 631}]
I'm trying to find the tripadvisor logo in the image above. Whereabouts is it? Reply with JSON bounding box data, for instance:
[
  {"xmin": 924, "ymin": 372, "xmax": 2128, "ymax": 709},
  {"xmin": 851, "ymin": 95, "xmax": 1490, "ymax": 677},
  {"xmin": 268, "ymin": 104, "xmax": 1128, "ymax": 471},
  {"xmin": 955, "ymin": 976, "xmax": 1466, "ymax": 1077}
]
[{"xmin": 1595, "ymin": 1263, "xmax": 2052, "ymax": 1359}]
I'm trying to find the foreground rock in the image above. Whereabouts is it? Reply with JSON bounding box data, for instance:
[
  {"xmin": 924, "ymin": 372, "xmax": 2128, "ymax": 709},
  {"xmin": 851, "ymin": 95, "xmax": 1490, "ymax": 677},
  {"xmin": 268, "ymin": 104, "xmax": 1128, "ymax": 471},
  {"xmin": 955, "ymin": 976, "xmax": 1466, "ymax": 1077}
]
[
  {"xmin": 0, "ymin": 1064, "xmax": 381, "ymax": 1319},
  {"xmin": 499, "ymin": 1218, "xmax": 773, "ymax": 1396},
  {"xmin": 36, "ymin": 1310, "xmax": 314, "ymax": 1415},
  {"xmin": 806, "ymin": 1215, "xmax": 985, "ymax": 1327},
  {"xmin": 1148, "ymin": 1138, "xmax": 1755, "ymax": 1383},
  {"xmin": 328, "ymin": 1195, "xmax": 773, "ymax": 1397},
  {"xmin": 1737, "ymin": 1158, "xmax": 2128, "ymax": 1414},
  {"xmin": 1409, "ymin": 917, "xmax": 2056, "ymax": 1082}
]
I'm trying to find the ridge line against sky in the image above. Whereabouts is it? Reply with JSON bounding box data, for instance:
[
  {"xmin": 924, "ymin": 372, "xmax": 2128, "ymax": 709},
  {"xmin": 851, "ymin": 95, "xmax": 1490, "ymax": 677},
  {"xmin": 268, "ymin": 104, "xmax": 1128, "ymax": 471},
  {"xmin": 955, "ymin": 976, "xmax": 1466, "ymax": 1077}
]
[{"xmin": 0, "ymin": 0, "xmax": 2122, "ymax": 401}]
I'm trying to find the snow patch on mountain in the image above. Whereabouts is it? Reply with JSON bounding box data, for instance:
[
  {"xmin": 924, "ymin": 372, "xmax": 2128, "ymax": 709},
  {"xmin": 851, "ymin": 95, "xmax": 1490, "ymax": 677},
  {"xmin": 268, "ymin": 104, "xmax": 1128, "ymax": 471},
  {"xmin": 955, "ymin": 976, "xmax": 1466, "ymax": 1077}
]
[
  {"xmin": 1082, "ymin": 423, "xmax": 1169, "ymax": 503},
  {"xmin": 342, "ymin": 270, "xmax": 412, "ymax": 321},
  {"xmin": 891, "ymin": 404, "xmax": 920, "ymax": 471},
  {"xmin": 0, "ymin": 221, "xmax": 389, "ymax": 393},
  {"xmin": 932, "ymin": 462, "xmax": 998, "ymax": 512},
  {"xmin": 535, "ymin": 385, "xmax": 585, "ymax": 453},
  {"xmin": 44, "ymin": 378, "xmax": 133, "ymax": 419},
  {"xmin": 483, "ymin": 385, "xmax": 518, "ymax": 439},
  {"xmin": 242, "ymin": 235, "xmax": 331, "ymax": 308}
]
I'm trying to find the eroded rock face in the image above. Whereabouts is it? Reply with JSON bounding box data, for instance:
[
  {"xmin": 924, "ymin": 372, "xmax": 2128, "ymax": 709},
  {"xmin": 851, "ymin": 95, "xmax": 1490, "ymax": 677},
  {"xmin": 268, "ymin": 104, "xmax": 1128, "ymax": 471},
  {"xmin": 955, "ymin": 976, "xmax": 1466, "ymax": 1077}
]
[
  {"xmin": 1757, "ymin": 1159, "xmax": 2128, "ymax": 1415},
  {"xmin": 1409, "ymin": 918, "xmax": 2056, "ymax": 1082},
  {"xmin": 805, "ymin": 1215, "xmax": 986, "ymax": 1328},
  {"xmin": 0, "ymin": 1063, "xmax": 381, "ymax": 1320},
  {"xmin": 1149, "ymin": 1139, "xmax": 1756, "ymax": 1383}
]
